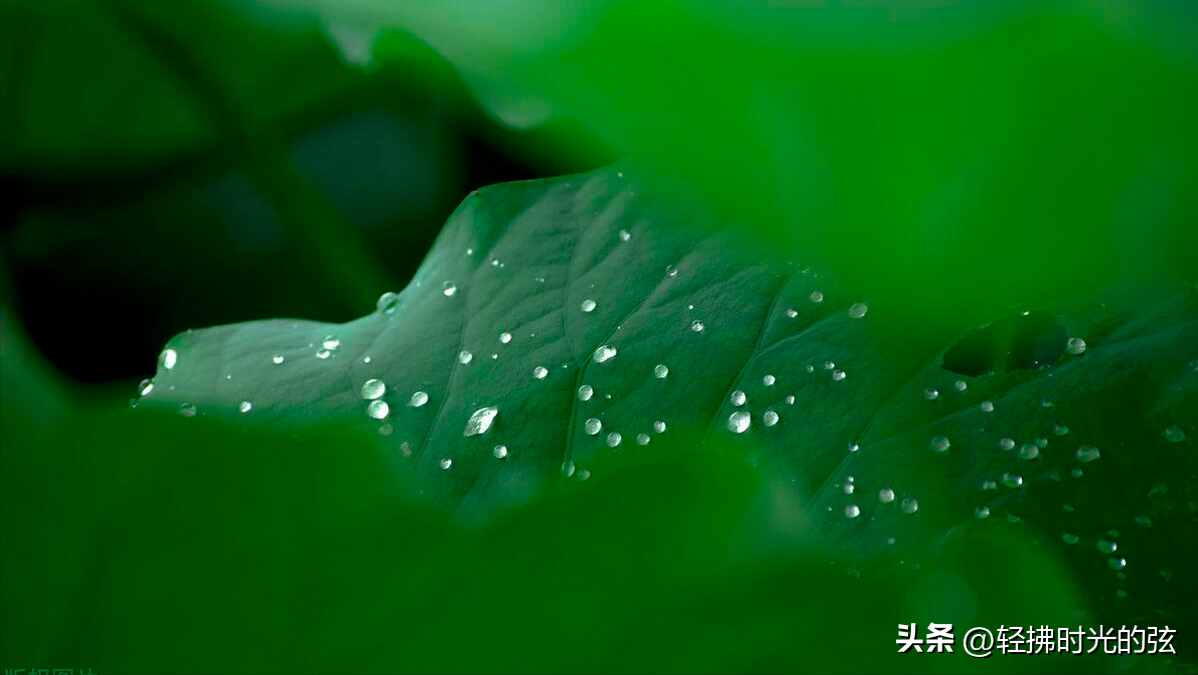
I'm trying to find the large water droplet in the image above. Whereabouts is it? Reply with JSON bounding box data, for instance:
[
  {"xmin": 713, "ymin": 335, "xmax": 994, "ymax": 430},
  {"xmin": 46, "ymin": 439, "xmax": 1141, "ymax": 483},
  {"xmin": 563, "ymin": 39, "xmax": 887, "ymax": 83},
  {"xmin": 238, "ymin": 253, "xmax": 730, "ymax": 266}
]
[
  {"xmin": 578, "ymin": 385, "xmax": 594, "ymax": 401},
  {"xmin": 930, "ymin": 436, "xmax": 951, "ymax": 453},
  {"xmin": 239, "ymin": 401, "xmax": 252, "ymax": 414},
  {"xmin": 581, "ymin": 299, "xmax": 597, "ymax": 313},
  {"xmin": 845, "ymin": 504, "xmax": 861, "ymax": 519},
  {"xmin": 533, "ymin": 366, "xmax": 548, "ymax": 380},
  {"xmin": 499, "ymin": 331, "xmax": 512, "ymax": 344},
  {"xmin": 900, "ymin": 498, "xmax": 919, "ymax": 514},
  {"xmin": 594, "ymin": 345, "xmax": 618, "ymax": 363},
  {"xmin": 162, "ymin": 348, "xmax": 178, "ymax": 370},
  {"xmin": 322, "ymin": 336, "xmax": 341, "ymax": 351},
  {"xmin": 1066, "ymin": 337, "xmax": 1087, "ymax": 355},
  {"xmin": 458, "ymin": 350, "xmax": 473, "ymax": 364},
  {"xmin": 832, "ymin": 369, "xmax": 846, "ymax": 381},
  {"xmin": 464, "ymin": 406, "xmax": 499, "ymax": 436},
  {"xmin": 440, "ymin": 458, "xmax": 453, "ymax": 470},
  {"xmin": 879, "ymin": 488, "xmax": 895, "ymax": 503},
  {"xmin": 1017, "ymin": 443, "xmax": 1040, "ymax": 460},
  {"xmin": 727, "ymin": 411, "xmax": 751, "ymax": 434},
  {"xmin": 848, "ymin": 303, "xmax": 868, "ymax": 319},
  {"xmin": 561, "ymin": 461, "xmax": 576, "ymax": 478},
  {"xmin": 1075, "ymin": 445, "xmax": 1101, "ymax": 463},
  {"xmin": 409, "ymin": 391, "xmax": 429, "ymax": 407},
  {"xmin": 785, "ymin": 395, "xmax": 795, "ymax": 405},
  {"xmin": 1162, "ymin": 425, "xmax": 1186, "ymax": 443},
  {"xmin": 653, "ymin": 421, "xmax": 667, "ymax": 433},
  {"xmin": 606, "ymin": 432, "xmax": 622, "ymax": 447},
  {"xmin": 367, "ymin": 400, "xmax": 390, "ymax": 420},
  {"xmin": 654, "ymin": 364, "xmax": 669, "ymax": 379},
  {"xmin": 999, "ymin": 438, "xmax": 1016, "ymax": 451},
  {"xmin": 763, "ymin": 374, "xmax": 776, "ymax": 386},
  {"xmin": 619, "ymin": 229, "xmax": 631, "ymax": 242},
  {"xmin": 376, "ymin": 291, "xmax": 400, "ymax": 315},
  {"xmin": 584, "ymin": 418, "xmax": 603, "ymax": 435},
  {"xmin": 980, "ymin": 400, "xmax": 995, "ymax": 412},
  {"xmin": 361, "ymin": 378, "xmax": 385, "ymax": 400},
  {"xmin": 809, "ymin": 291, "xmax": 824, "ymax": 303},
  {"xmin": 731, "ymin": 390, "xmax": 747, "ymax": 406},
  {"xmin": 763, "ymin": 410, "xmax": 779, "ymax": 427},
  {"xmin": 442, "ymin": 281, "xmax": 457, "ymax": 297},
  {"xmin": 690, "ymin": 320, "xmax": 705, "ymax": 332},
  {"xmin": 636, "ymin": 433, "xmax": 650, "ymax": 446},
  {"xmin": 493, "ymin": 445, "xmax": 508, "ymax": 459}
]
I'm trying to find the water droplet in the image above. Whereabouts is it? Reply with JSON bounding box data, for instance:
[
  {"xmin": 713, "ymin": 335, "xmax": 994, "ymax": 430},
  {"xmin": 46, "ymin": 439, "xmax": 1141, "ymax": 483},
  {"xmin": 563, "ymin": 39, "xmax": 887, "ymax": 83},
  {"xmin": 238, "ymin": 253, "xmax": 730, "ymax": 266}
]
[
  {"xmin": 322, "ymin": 336, "xmax": 341, "ymax": 350},
  {"xmin": 577, "ymin": 385, "xmax": 594, "ymax": 401},
  {"xmin": 690, "ymin": 320, "xmax": 705, "ymax": 332},
  {"xmin": 924, "ymin": 388, "xmax": 939, "ymax": 401},
  {"xmin": 727, "ymin": 411, "xmax": 751, "ymax": 434},
  {"xmin": 162, "ymin": 348, "xmax": 178, "ymax": 370},
  {"xmin": 653, "ymin": 421, "xmax": 667, "ymax": 433},
  {"xmin": 441, "ymin": 281, "xmax": 457, "ymax": 297},
  {"xmin": 1062, "ymin": 533, "xmax": 1080, "ymax": 544},
  {"xmin": 900, "ymin": 498, "xmax": 919, "ymax": 514},
  {"xmin": 177, "ymin": 403, "xmax": 197, "ymax": 417},
  {"xmin": 584, "ymin": 418, "xmax": 602, "ymax": 435},
  {"xmin": 1162, "ymin": 425, "xmax": 1186, "ymax": 443},
  {"xmin": 315, "ymin": 349, "xmax": 331, "ymax": 359},
  {"xmin": 1075, "ymin": 445, "xmax": 1101, "ymax": 463},
  {"xmin": 561, "ymin": 461, "xmax": 576, "ymax": 477},
  {"xmin": 845, "ymin": 504, "xmax": 861, "ymax": 518},
  {"xmin": 530, "ymin": 366, "xmax": 549, "ymax": 381},
  {"xmin": 953, "ymin": 380, "xmax": 968, "ymax": 392},
  {"xmin": 1017, "ymin": 444, "xmax": 1040, "ymax": 460},
  {"xmin": 1000, "ymin": 472, "xmax": 1023, "ymax": 488},
  {"xmin": 832, "ymin": 369, "xmax": 846, "ymax": 381},
  {"xmin": 1108, "ymin": 557, "xmax": 1127, "ymax": 570},
  {"xmin": 376, "ymin": 291, "xmax": 400, "ymax": 315},
  {"xmin": 594, "ymin": 345, "xmax": 618, "ymax": 363},
  {"xmin": 493, "ymin": 445, "xmax": 508, "ymax": 459},
  {"xmin": 848, "ymin": 303, "xmax": 868, "ymax": 319},
  {"xmin": 980, "ymin": 400, "xmax": 994, "ymax": 412},
  {"xmin": 974, "ymin": 506, "xmax": 990, "ymax": 519},
  {"xmin": 360, "ymin": 379, "xmax": 385, "ymax": 400},
  {"xmin": 578, "ymin": 299, "xmax": 598, "ymax": 314},
  {"xmin": 440, "ymin": 458, "xmax": 453, "ymax": 470},
  {"xmin": 499, "ymin": 331, "xmax": 512, "ymax": 344},
  {"xmin": 848, "ymin": 443, "xmax": 860, "ymax": 453},
  {"xmin": 665, "ymin": 265, "xmax": 678, "ymax": 278},
  {"xmin": 239, "ymin": 401, "xmax": 252, "ymax": 414},
  {"xmin": 930, "ymin": 436, "xmax": 951, "ymax": 453},
  {"xmin": 763, "ymin": 374, "xmax": 776, "ymax": 386},
  {"xmin": 653, "ymin": 364, "xmax": 669, "ymax": 379},
  {"xmin": 879, "ymin": 488, "xmax": 895, "ymax": 503},
  {"xmin": 763, "ymin": 410, "xmax": 779, "ymax": 427},
  {"xmin": 272, "ymin": 355, "xmax": 285, "ymax": 365},
  {"xmin": 809, "ymin": 291, "xmax": 824, "ymax": 303},
  {"xmin": 363, "ymin": 356, "xmax": 372, "ymax": 364},
  {"xmin": 458, "ymin": 350, "xmax": 473, "ymax": 364},
  {"xmin": 138, "ymin": 379, "xmax": 154, "ymax": 397},
  {"xmin": 464, "ymin": 406, "xmax": 499, "ymax": 436},
  {"xmin": 1066, "ymin": 337, "xmax": 1087, "ymax": 355},
  {"xmin": 982, "ymin": 479, "xmax": 998, "ymax": 490},
  {"xmin": 409, "ymin": 391, "xmax": 429, "ymax": 407},
  {"xmin": 636, "ymin": 433, "xmax": 650, "ymax": 446},
  {"xmin": 1054, "ymin": 424, "xmax": 1070, "ymax": 436},
  {"xmin": 1097, "ymin": 539, "xmax": 1118, "ymax": 554},
  {"xmin": 785, "ymin": 308, "xmax": 798, "ymax": 318},
  {"xmin": 606, "ymin": 432, "xmax": 622, "ymax": 447},
  {"xmin": 731, "ymin": 390, "xmax": 747, "ymax": 406},
  {"xmin": 378, "ymin": 424, "xmax": 393, "ymax": 436},
  {"xmin": 367, "ymin": 400, "xmax": 390, "ymax": 420},
  {"xmin": 619, "ymin": 229, "xmax": 631, "ymax": 242},
  {"xmin": 999, "ymin": 438, "xmax": 1016, "ymax": 451}
]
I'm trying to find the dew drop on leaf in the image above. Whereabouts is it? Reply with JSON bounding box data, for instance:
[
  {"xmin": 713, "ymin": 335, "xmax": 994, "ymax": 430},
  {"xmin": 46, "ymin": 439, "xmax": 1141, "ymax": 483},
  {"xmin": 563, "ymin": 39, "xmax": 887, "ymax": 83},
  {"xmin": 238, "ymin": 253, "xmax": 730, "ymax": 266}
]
[
  {"xmin": 809, "ymin": 291, "xmax": 823, "ymax": 303},
  {"xmin": 360, "ymin": 379, "xmax": 385, "ymax": 400},
  {"xmin": 1162, "ymin": 425, "xmax": 1186, "ymax": 443},
  {"xmin": 930, "ymin": 436, "xmax": 951, "ymax": 453},
  {"xmin": 690, "ymin": 320, "xmax": 705, "ymax": 332},
  {"xmin": 533, "ymin": 366, "xmax": 548, "ymax": 380},
  {"xmin": 636, "ymin": 433, "xmax": 650, "ymax": 446},
  {"xmin": 845, "ymin": 504, "xmax": 861, "ymax": 519},
  {"xmin": 177, "ymin": 403, "xmax": 197, "ymax": 417},
  {"xmin": 763, "ymin": 410, "xmax": 779, "ymax": 427},
  {"xmin": 561, "ymin": 461, "xmax": 576, "ymax": 478},
  {"xmin": 1075, "ymin": 445, "xmax": 1102, "ymax": 462},
  {"xmin": 1062, "ymin": 533, "xmax": 1080, "ymax": 544},
  {"xmin": 1097, "ymin": 539, "xmax": 1118, "ymax": 554},
  {"xmin": 162, "ymin": 348, "xmax": 178, "ymax": 370},
  {"xmin": 900, "ymin": 498, "xmax": 919, "ymax": 514},
  {"xmin": 442, "ymin": 281, "xmax": 457, "ymax": 297},
  {"xmin": 879, "ymin": 488, "xmax": 895, "ymax": 503},
  {"xmin": 577, "ymin": 385, "xmax": 594, "ymax": 401},
  {"xmin": 654, "ymin": 364, "xmax": 669, "ymax": 379},
  {"xmin": 493, "ymin": 445, "xmax": 508, "ymax": 459},
  {"xmin": 727, "ymin": 411, "xmax": 751, "ymax": 434},
  {"xmin": 499, "ymin": 331, "xmax": 512, "ymax": 344},
  {"xmin": 440, "ymin": 458, "xmax": 453, "ymax": 470},
  {"xmin": 367, "ymin": 400, "xmax": 390, "ymax": 420},
  {"xmin": 464, "ymin": 406, "xmax": 499, "ymax": 436},
  {"xmin": 272, "ymin": 355, "xmax": 285, "ymax": 365},
  {"xmin": 239, "ymin": 401, "xmax": 252, "ymax": 414},
  {"xmin": 980, "ymin": 400, "xmax": 995, "ymax": 412},
  {"xmin": 458, "ymin": 350, "xmax": 473, "ymax": 365},
  {"xmin": 731, "ymin": 390, "xmax": 747, "ymax": 406},
  {"xmin": 584, "ymin": 418, "xmax": 603, "ymax": 435},
  {"xmin": 653, "ymin": 420, "xmax": 667, "ymax": 433},
  {"xmin": 832, "ymin": 369, "xmax": 846, "ymax": 381},
  {"xmin": 409, "ymin": 391, "xmax": 429, "ymax": 408},
  {"xmin": 606, "ymin": 432, "xmax": 622, "ymax": 447},
  {"xmin": 848, "ymin": 303, "xmax": 869, "ymax": 319},
  {"xmin": 581, "ymin": 299, "xmax": 597, "ymax": 313},
  {"xmin": 138, "ymin": 379, "xmax": 154, "ymax": 396},
  {"xmin": 594, "ymin": 345, "xmax": 618, "ymax": 363},
  {"xmin": 974, "ymin": 506, "xmax": 990, "ymax": 519},
  {"xmin": 924, "ymin": 388, "xmax": 939, "ymax": 401},
  {"xmin": 376, "ymin": 291, "xmax": 400, "ymax": 315},
  {"xmin": 763, "ymin": 374, "xmax": 776, "ymax": 386},
  {"xmin": 1066, "ymin": 337, "xmax": 1087, "ymax": 355}
]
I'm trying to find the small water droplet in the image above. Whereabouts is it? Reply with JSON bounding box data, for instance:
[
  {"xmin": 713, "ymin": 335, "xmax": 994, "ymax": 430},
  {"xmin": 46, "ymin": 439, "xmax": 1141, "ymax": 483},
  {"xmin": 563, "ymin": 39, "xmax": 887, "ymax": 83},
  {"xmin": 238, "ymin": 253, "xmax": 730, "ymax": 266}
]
[
  {"xmin": 458, "ymin": 350, "xmax": 473, "ymax": 364},
  {"xmin": 848, "ymin": 303, "xmax": 868, "ymax": 319},
  {"xmin": 763, "ymin": 374, "xmax": 776, "ymax": 386},
  {"xmin": 578, "ymin": 385, "xmax": 594, "ymax": 401},
  {"xmin": 493, "ymin": 445, "xmax": 508, "ymax": 459},
  {"xmin": 441, "ymin": 281, "xmax": 458, "ymax": 297},
  {"xmin": 1162, "ymin": 425, "xmax": 1186, "ymax": 443},
  {"xmin": 1000, "ymin": 472, "xmax": 1023, "ymax": 488},
  {"xmin": 974, "ymin": 506, "xmax": 990, "ymax": 519},
  {"xmin": 785, "ymin": 395, "xmax": 796, "ymax": 405},
  {"xmin": 785, "ymin": 308, "xmax": 798, "ymax": 318},
  {"xmin": 594, "ymin": 345, "xmax": 618, "ymax": 363},
  {"xmin": 138, "ymin": 379, "xmax": 154, "ymax": 397},
  {"xmin": 464, "ymin": 406, "xmax": 499, "ymax": 436},
  {"xmin": 322, "ymin": 336, "xmax": 341, "ymax": 350},
  {"xmin": 239, "ymin": 401, "xmax": 252, "ymax": 414},
  {"xmin": 848, "ymin": 443, "xmax": 860, "ymax": 453},
  {"xmin": 653, "ymin": 421, "xmax": 667, "ymax": 433},
  {"xmin": 409, "ymin": 391, "xmax": 429, "ymax": 407},
  {"xmin": 162, "ymin": 348, "xmax": 178, "ymax": 370},
  {"xmin": 1134, "ymin": 515, "xmax": 1153, "ymax": 528},
  {"xmin": 879, "ymin": 488, "xmax": 895, "ymax": 503},
  {"xmin": 363, "ymin": 356, "xmax": 372, "ymax": 364},
  {"xmin": 618, "ymin": 229, "xmax": 631, "ymax": 242},
  {"xmin": 499, "ymin": 331, "xmax": 512, "ymax": 344},
  {"xmin": 367, "ymin": 400, "xmax": 390, "ymax": 420},
  {"xmin": 1075, "ymin": 445, "xmax": 1101, "ymax": 463},
  {"xmin": 177, "ymin": 403, "xmax": 197, "ymax": 417},
  {"xmin": 731, "ymin": 390, "xmax": 747, "ymax": 406},
  {"xmin": 1062, "ymin": 533, "xmax": 1080, "ymax": 544},
  {"xmin": 606, "ymin": 432, "xmax": 622, "ymax": 447},
  {"xmin": 727, "ymin": 411, "xmax": 751, "ymax": 434},
  {"xmin": 440, "ymin": 458, "xmax": 453, "ymax": 470},
  {"xmin": 832, "ymin": 369, "xmax": 846, "ymax": 381},
  {"xmin": 532, "ymin": 366, "xmax": 549, "ymax": 380},
  {"xmin": 272, "ymin": 355, "xmax": 285, "ymax": 365},
  {"xmin": 376, "ymin": 291, "xmax": 400, "ymax": 315},
  {"xmin": 924, "ymin": 388, "xmax": 939, "ymax": 401},
  {"xmin": 361, "ymin": 379, "xmax": 385, "ymax": 400},
  {"xmin": 584, "ymin": 418, "xmax": 603, "ymax": 435},
  {"xmin": 1097, "ymin": 539, "xmax": 1118, "ymax": 554},
  {"xmin": 378, "ymin": 424, "xmax": 393, "ymax": 436},
  {"xmin": 982, "ymin": 479, "xmax": 998, "ymax": 490},
  {"xmin": 900, "ymin": 498, "xmax": 919, "ymax": 514},
  {"xmin": 980, "ymin": 400, "xmax": 994, "ymax": 412},
  {"xmin": 930, "ymin": 436, "xmax": 951, "ymax": 453},
  {"xmin": 1066, "ymin": 337, "xmax": 1087, "ymax": 355},
  {"xmin": 690, "ymin": 320, "xmax": 705, "ymax": 332},
  {"xmin": 1017, "ymin": 444, "xmax": 1040, "ymax": 460},
  {"xmin": 561, "ymin": 461, "xmax": 576, "ymax": 478},
  {"xmin": 1054, "ymin": 424, "xmax": 1070, "ymax": 436},
  {"xmin": 999, "ymin": 438, "xmax": 1015, "ymax": 451},
  {"xmin": 665, "ymin": 265, "xmax": 678, "ymax": 278},
  {"xmin": 763, "ymin": 410, "xmax": 779, "ymax": 427},
  {"xmin": 845, "ymin": 504, "xmax": 861, "ymax": 519},
  {"xmin": 315, "ymin": 349, "xmax": 331, "ymax": 359},
  {"xmin": 579, "ymin": 299, "xmax": 598, "ymax": 314},
  {"xmin": 636, "ymin": 433, "xmax": 650, "ymax": 446},
  {"xmin": 809, "ymin": 291, "xmax": 824, "ymax": 303},
  {"xmin": 953, "ymin": 380, "xmax": 968, "ymax": 392},
  {"xmin": 1108, "ymin": 557, "xmax": 1127, "ymax": 570}
]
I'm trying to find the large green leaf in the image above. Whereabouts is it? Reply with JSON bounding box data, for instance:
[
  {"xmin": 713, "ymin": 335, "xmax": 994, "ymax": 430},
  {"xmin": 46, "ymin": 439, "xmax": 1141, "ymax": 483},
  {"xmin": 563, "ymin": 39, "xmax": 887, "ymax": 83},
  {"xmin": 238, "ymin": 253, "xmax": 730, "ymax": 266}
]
[{"xmin": 139, "ymin": 166, "xmax": 1197, "ymax": 641}]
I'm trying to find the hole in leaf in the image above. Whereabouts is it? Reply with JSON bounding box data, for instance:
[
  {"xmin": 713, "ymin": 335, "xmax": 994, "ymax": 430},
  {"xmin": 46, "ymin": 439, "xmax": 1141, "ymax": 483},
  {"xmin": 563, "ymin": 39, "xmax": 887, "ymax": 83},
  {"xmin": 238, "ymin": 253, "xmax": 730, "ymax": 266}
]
[{"xmin": 942, "ymin": 311, "xmax": 1067, "ymax": 376}]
